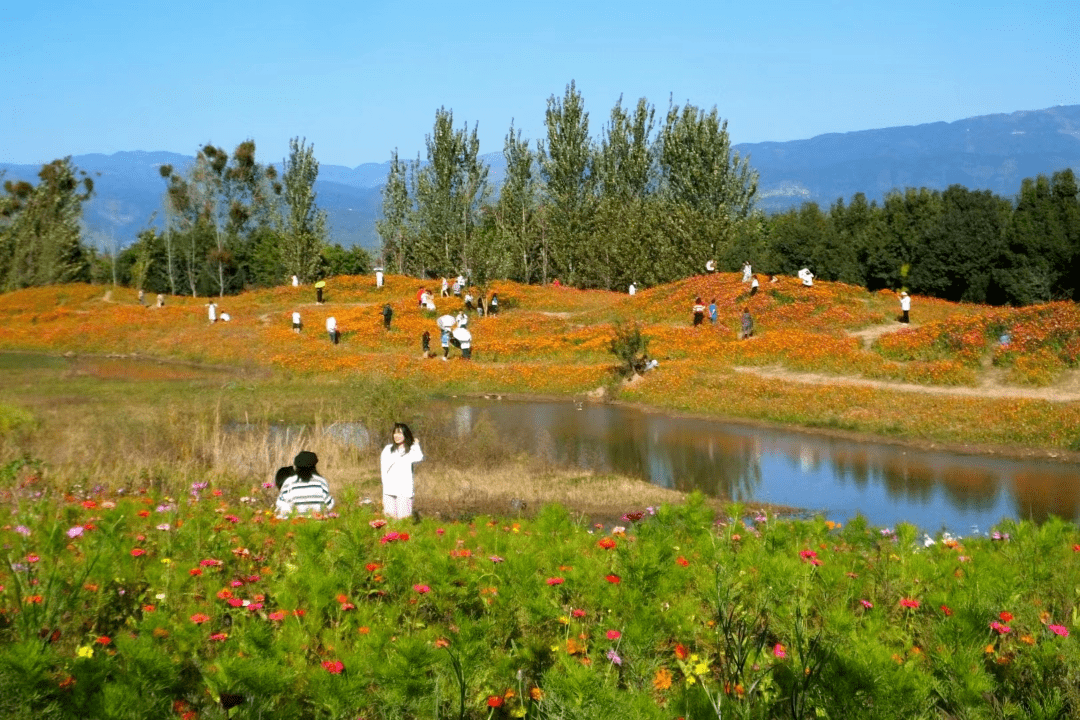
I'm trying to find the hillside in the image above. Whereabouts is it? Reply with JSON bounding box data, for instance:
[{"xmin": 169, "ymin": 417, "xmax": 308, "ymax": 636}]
[{"xmin": 1, "ymin": 274, "xmax": 1078, "ymax": 456}]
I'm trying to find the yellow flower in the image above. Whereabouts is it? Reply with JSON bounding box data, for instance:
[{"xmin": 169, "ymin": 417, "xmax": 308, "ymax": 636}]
[
  {"xmin": 694, "ymin": 661, "xmax": 709, "ymax": 676},
  {"xmin": 160, "ymin": 558, "xmax": 172, "ymax": 565},
  {"xmin": 77, "ymin": 646, "xmax": 94, "ymax": 659},
  {"xmin": 558, "ymin": 616, "xmax": 569, "ymax": 625}
]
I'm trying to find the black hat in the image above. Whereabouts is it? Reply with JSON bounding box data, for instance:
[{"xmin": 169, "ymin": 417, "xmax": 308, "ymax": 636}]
[{"xmin": 293, "ymin": 451, "xmax": 318, "ymax": 469}]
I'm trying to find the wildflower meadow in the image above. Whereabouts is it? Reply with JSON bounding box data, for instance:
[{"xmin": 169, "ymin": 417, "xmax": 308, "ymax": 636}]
[{"xmin": 2, "ymin": 478, "xmax": 1079, "ymax": 719}]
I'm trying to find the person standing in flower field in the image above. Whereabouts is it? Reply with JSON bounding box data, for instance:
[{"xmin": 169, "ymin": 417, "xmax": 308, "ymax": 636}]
[
  {"xmin": 207, "ymin": 300, "xmax": 217, "ymax": 324},
  {"xmin": 899, "ymin": 291, "xmax": 911, "ymax": 323},
  {"xmin": 275, "ymin": 451, "xmax": 335, "ymax": 517},
  {"xmin": 326, "ymin": 316, "xmax": 339, "ymax": 344},
  {"xmin": 741, "ymin": 307, "xmax": 755, "ymax": 339},
  {"xmin": 382, "ymin": 304, "xmax": 393, "ymax": 330},
  {"xmin": 693, "ymin": 297, "xmax": 706, "ymax": 326},
  {"xmin": 709, "ymin": 298, "xmax": 718, "ymax": 324},
  {"xmin": 292, "ymin": 311, "xmax": 302, "ymax": 333},
  {"xmin": 380, "ymin": 423, "xmax": 424, "ymax": 520}
]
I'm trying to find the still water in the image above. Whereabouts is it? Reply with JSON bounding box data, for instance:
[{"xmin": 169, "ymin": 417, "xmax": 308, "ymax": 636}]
[{"xmin": 434, "ymin": 398, "xmax": 1080, "ymax": 535}]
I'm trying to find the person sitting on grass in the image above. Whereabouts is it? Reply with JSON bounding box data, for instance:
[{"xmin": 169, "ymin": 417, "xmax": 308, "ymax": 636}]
[{"xmin": 275, "ymin": 451, "xmax": 335, "ymax": 518}]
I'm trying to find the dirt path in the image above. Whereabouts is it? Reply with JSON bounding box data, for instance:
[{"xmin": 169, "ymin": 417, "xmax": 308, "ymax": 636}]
[{"xmin": 735, "ymin": 322, "xmax": 1080, "ymax": 403}]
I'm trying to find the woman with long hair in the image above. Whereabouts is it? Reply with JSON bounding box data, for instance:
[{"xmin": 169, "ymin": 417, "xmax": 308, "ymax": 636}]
[{"xmin": 380, "ymin": 423, "xmax": 424, "ymax": 519}]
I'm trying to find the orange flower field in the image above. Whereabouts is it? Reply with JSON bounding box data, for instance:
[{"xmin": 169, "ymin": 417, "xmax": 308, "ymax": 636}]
[{"xmin": 2, "ymin": 273, "xmax": 1079, "ymax": 451}]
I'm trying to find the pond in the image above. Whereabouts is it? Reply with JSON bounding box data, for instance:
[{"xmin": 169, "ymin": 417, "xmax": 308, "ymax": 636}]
[{"xmin": 431, "ymin": 398, "xmax": 1080, "ymax": 535}]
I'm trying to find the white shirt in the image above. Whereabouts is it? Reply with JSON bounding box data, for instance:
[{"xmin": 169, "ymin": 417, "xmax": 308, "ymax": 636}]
[
  {"xmin": 900, "ymin": 295, "xmax": 911, "ymax": 311},
  {"xmin": 292, "ymin": 312, "xmax": 301, "ymax": 325},
  {"xmin": 208, "ymin": 303, "xmax": 217, "ymax": 321},
  {"xmin": 291, "ymin": 275, "xmax": 299, "ymax": 287},
  {"xmin": 275, "ymin": 472, "xmax": 334, "ymax": 517},
  {"xmin": 326, "ymin": 317, "xmax": 337, "ymax": 332},
  {"xmin": 380, "ymin": 441, "xmax": 424, "ymax": 497},
  {"xmin": 629, "ymin": 284, "xmax": 636, "ymax": 295}
]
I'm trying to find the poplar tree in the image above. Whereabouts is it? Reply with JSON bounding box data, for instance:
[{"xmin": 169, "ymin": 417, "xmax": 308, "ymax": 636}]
[
  {"xmin": 377, "ymin": 149, "xmax": 411, "ymax": 274},
  {"xmin": 538, "ymin": 81, "xmax": 596, "ymax": 286},
  {"xmin": 493, "ymin": 121, "xmax": 540, "ymax": 282},
  {"xmin": 280, "ymin": 137, "xmax": 327, "ymax": 283}
]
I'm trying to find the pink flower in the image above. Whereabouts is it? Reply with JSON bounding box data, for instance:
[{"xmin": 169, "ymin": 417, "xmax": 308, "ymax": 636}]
[
  {"xmin": 899, "ymin": 598, "xmax": 920, "ymax": 609},
  {"xmin": 199, "ymin": 558, "xmax": 223, "ymax": 567},
  {"xmin": 413, "ymin": 584, "xmax": 431, "ymax": 594},
  {"xmin": 572, "ymin": 608, "xmax": 586, "ymax": 618},
  {"xmin": 224, "ymin": 515, "xmax": 239, "ymax": 524},
  {"xmin": 227, "ymin": 598, "xmax": 244, "ymax": 608},
  {"xmin": 321, "ymin": 660, "xmax": 344, "ymax": 674},
  {"xmin": 369, "ymin": 519, "xmax": 387, "ymax": 529},
  {"xmin": 989, "ymin": 621, "xmax": 1012, "ymax": 635},
  {"xmin": 190, "ymin": 613, "xmax": 210, "ymax": 624},
  {"xmin": 860, "ymin": 599, "xmax": 873, "ymax": 609},
  {"xmin": 268, "ymin": 610, "xmax": 286, "ymax": 621},
  {"xmin": 380, "ymin": 531, "xmax": 401, "ymax": 544},
  {"xmin": 210, "ymin": 632, "xmax": 228, "ymax": 641},
  {"xmin": 606, "ymin": 629, "xmax": 621, "ymax": 640},
  {"xmin": 130, "ymin": 548, "xmax": 146, "ymax": 557},
  {"xmin": 546, "ymin": 577, "xmax": 564, "ymax": 586},
  {"xmin": 773, "ymin": 643, "xmax": 786, "ymax": 658},
  {"xmin": 1048, "ymin": 624, "xmax": 1069, "ymax": 637}
]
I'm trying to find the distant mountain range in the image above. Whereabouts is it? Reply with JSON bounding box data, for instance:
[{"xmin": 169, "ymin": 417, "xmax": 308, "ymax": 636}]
[{"xmin": 2, "ymin": 105, "xmax": 1078, "ymax": 254}]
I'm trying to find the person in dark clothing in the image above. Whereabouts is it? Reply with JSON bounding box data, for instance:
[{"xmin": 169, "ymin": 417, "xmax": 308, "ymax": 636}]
[{"xmin": 382, "ymin": 304, "xmax": 393, "ymax": 330}]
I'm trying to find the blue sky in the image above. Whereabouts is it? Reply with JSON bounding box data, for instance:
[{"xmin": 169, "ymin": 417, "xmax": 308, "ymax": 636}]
[{"xmin": 4, "ymin": 0, "xmax": 1077, "ymax": 168}]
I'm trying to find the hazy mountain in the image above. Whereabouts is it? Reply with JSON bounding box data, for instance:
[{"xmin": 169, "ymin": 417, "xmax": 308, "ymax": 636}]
[{"xmin": 2, "ymin": 104, "xmax": 1078, "ymax": 254}]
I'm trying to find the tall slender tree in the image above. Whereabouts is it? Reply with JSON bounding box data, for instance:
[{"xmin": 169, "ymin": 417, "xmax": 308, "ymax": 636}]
[
  {"xmin": 279, "ymin": 137, "xmax": 327, "ymax": 283},
  {"xmin": 537, "ymin": 80, "xmax": 596, "ymax": 286}
]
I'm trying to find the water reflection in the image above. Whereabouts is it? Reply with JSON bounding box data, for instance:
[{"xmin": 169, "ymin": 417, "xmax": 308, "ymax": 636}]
[{"xmin": 434, "ymin": 399, "xmax": 1080, "ymax": 534}]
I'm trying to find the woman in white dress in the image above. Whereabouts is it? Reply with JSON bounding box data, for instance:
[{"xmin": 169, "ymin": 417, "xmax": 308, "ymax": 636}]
[{"xmin": 380, "ymin": 423, "xmax": 424, "ymax": 519}]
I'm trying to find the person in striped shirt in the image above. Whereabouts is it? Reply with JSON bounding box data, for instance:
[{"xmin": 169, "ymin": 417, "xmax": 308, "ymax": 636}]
[{"xmin": 275, "ymin": 451, "xmax": 335, "ymax": 518}]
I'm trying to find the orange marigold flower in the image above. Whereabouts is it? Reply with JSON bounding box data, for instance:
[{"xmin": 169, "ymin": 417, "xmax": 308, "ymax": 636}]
[
  {"xmin": 653, "ymin": 667, "xmax": 673, "ymax": 691},
  {"xmin": 529, "ymin": 687, "xmax": 544, "ymax": 701}
]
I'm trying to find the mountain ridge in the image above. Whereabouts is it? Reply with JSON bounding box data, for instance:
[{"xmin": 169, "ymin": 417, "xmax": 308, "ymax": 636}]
[{"xmin": 2, "ymin": 104, "xmax": 1078, "ymax": 252}]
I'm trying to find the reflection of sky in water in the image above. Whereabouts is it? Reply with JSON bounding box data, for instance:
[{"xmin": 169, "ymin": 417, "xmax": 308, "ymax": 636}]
[{"xmin": 438, "ymin": 399, "xmax": 1080, "ymax": 535}]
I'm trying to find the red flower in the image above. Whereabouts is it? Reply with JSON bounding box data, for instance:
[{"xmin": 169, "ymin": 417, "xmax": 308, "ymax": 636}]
[
  {"xmin": 598, "ymin": 537, "xmax": 616, "ymax": 550},
  {"xmin": 675, "ymin": 556, "xmax": 690, "ymax": 567},
  {"xmin": 546, "ymin": 577, "xmax": 564, "ymax": 586},
  {"xmin": 900, "ymin": 598, "xmax": 920, "ymax": 609},
  {"xmin": 321, "ymin": 660, "xmax": 344, "ymax": 674},
  {"xmin": 210, "ymin": 632, "xmax": 228, "ymax": 641},
  {"xmin": 199, "ymin": 558, "xmax": 223, "ymax": 567},
  {"xmin": 189, "ymin": 568, "xmax": 203, "ymax": 577},
  {"xmin": 25, "ymin": 594, "xmax": 43, "ymax": 604},
  {"xmin": 95, "ymin": 636, "xmax": 111, "ymax": 645},
  {"xmin": 217, "ymin": 590, "xmax": 233, "ymax": 600},
  {"xmin": 142, "ymin": 604, "xmax": 156, "ymax": 613},
  {"xmin": 606, "ymin": 630, "xmax": 621, "ymax": 640},
  {"xmin": 487, "ymin": 695, "xmax": 504, "ymax": 708},
  {"xmin": 572, "ymin": 608, "xmax": 586, "ymax": 618},
  {"xmin": 268, "ymin": 610, "xmax": 286, "ymax": 621},
  {"xmin": 605, "ymin": 574, "xmax": 621, "ymax": 584},
  {"xmin": 81, "ymin": 500, "xmax": 97, "ymax": 509},
  {"xmin": 999, "ymin": 611, "xmax": 1014, "ymax": 622},
  {"xmin": 190, "ymin": 613, "xmax": 210, "ymax": 624},
  {"xmin": 227, "ymin": 598, "xmax": 244, "ymax": 608},
  {"xmin": 365, "ymin": 563, "xmax": 381, "ymax": 572},
  {"xmin": 674, "ymin": 643, "xmax": 689, "ymax": 660},
  {"xmin": 137, "ymin": 510, "xmax": 150, "ymax": 518},
  {"xmin": 940, "ymin": 605, "xmax": 953, "ymax": 616}
]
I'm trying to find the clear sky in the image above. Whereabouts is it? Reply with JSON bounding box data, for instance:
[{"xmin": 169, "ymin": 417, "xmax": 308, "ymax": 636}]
[{"xmin": 4, "ymin": 0, "xmax": 1077, "ymax": 168}]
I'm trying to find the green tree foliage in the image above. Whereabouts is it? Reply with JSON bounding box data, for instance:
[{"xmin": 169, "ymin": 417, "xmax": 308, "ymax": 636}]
[
  {"xmin": 158, "ymin": 142, "xmax": 279, "ymax": 296},
  {"xmin": 411, "ymin": 108, "xmax": 490, "ymax": 277},
  {"xmin": 490, "ymin": 122, "xmax": 541, "ymax": 283},
  {"xmin": 0, "ymin": 159, "xmax": 95, "ymax": 291},
  {"xmin": 376, "ymin": 150, "xmax": 411, "ymax": 274},
  {"xmin": 538, "ymin": 81, "xmax": 596, "ymax": 286},
  {"xmin": 279, "ymin": 137, "xmax": 328, "ymax": 284}
]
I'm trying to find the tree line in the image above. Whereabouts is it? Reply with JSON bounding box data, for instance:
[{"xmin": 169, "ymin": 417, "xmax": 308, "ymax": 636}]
[
  {"xmin": 379, "ymin": 83, "xmax": 1080, "ymax": 304},
  {"xmin": 0, "ymin": 138, "xmax": 370, "ymax": 297}
]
